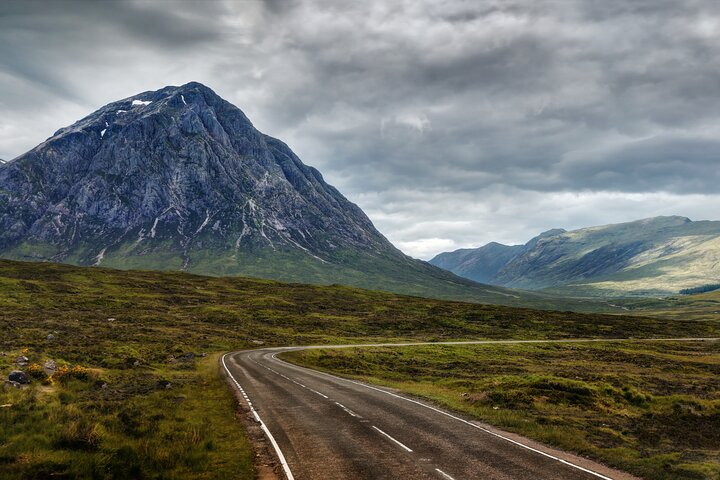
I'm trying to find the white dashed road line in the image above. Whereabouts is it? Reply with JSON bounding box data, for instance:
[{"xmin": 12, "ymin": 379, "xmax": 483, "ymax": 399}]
[
  {"xmin": 272, "ymin": 352, "xmax": 615, "ymax": 480},
  {"xmin": 371, "ymin": 426, "xmax": 414, "ymax": 452},
  {"xmin": 435, "ymin": 468, "xmax": 456, "ymax": 480},
  {"xmin": 335, "ymin": 402, "xmax": 359, "ymax": 417}
]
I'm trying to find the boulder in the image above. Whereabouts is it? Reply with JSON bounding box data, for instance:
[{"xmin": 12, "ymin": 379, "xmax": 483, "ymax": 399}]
[
  {"xmin": 43, "ymin": 360, "xmax": 57, "ymax": 375},
  {"xmin": 8, "ymin": 370, "xmax": 29, "ymax": 384}
]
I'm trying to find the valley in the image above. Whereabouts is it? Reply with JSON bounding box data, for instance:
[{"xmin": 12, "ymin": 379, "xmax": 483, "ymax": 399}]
[{"xmin": 4, "ymin": 1, "xmax": 720, "ymax": 478}]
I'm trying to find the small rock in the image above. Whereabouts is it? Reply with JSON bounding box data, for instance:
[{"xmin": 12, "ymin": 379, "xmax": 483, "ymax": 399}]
[
  {"xmin": 199, "ymin": 352, "xmax": 207, "ymax": 358},
  {"xmin": 107, "ymin": 318, "xmax": 116, "ymax": 322},
  {"xmin": 177, "ymin": 352, "xmax": 194, "ymax": 362},
  {"xmin": 124, "ymin": 357, "xmax": 140, "ymax": 368},
  {"xmin": 43, "ymin": 360, "xmax": 57, "ymax": 375},
  {"xmin": 157, "ymin": 380, "xmax": 172, "ymax": 389},
  {"xmin": 4, "ymin": 381, "xmax": 21, "ymax": 389},
  {"xmin": 0, "ymin": 404, "xmax": 12, "ymax": 408},
  {"xmin": 251, "ymin": 340, "xmax": 265, "ymax": 345},
  {"xmin": 8, "ymin": 370, "xmax": 30, "ymax": 384},
  {"xmin": 15, "ymin": 356, "xmax": 29, "ymax": 366},
  {"xmin": 94, "ymin": 380, "xmax": 108, "ymax": 390},
  {"xmin": 46, "ymin": 333, "xmax": 55, "ymax": 341}
]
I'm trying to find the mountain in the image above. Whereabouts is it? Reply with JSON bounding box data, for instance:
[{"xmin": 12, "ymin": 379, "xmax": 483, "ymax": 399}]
[
  {"xmin": 430, "ymin": 228, "xmax": 567, "ymax": 283},
  {"xmin": 430, "ymin": 216, "xmax": 720, "ymax": 296},
  {"xmin": 430, "ymin": 242, "xmax": 525, "ymax": 283},
  {"xmin": 0, "ymin": 81, "xmax": 560, "ymax": 306}
]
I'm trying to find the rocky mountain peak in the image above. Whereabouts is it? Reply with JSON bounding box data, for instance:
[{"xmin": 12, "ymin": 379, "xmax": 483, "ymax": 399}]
[{"xmin": 0, "ymin": 82, "xmax": 395, "ymax": 272}]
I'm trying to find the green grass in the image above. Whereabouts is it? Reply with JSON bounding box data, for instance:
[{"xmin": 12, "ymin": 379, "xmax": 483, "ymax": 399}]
[
  {"xmin": 284, "ymin": 341, "xmax": 720, "ymax": 480},
  {"xmin": 0, "ymin": 353, "xmax": 254, "ymax": 479},
  {"xmin": 1, "ymin": 240, "xmax": 623, "ymax": 312},
  {"xmin": 614, "ymin": 289, "xmax": 720, "ymax": 322},
  {"xmin": 1, "ymin": 259, "xmax": 719, "ymax": 479}
]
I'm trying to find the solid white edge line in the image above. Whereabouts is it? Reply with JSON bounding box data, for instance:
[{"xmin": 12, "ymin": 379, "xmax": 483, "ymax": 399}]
[
  {"xmin": 272, "ymin": 352, "xmax": 615, "ymax": 480},
  {"xmin": 371, "ymin": 425, "xmax": 413, "ymax": 452},
  {"xmin": 435, "ymin": 468, "xmax": 456, "ymax": 480},
  {"xmin": 221, "ymin": 353, "xmax": 295, "ymax": 480}
]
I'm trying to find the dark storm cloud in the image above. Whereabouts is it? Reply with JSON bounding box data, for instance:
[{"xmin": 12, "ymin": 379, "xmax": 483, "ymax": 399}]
[{"xmin": 1, "ymin": 0, "xmax": 720, "ymax": 257}]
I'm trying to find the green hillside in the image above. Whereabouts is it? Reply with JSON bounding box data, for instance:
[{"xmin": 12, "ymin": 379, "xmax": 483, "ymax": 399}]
[{"xmin": 433, "ymin": 216, "xmax": 720, "ymax": 297}]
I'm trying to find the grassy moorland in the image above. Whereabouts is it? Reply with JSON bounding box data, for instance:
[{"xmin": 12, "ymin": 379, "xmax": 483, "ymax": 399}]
[
  {"xmin": 620, "ymin": 289, "xmax": 720, "ymax": 322},
  {"xmin": 1, "ymin": 259, "xmax": 719, "ymax": 479},
  {"xmin": 0, "ymin": 353, "xmax": 254, "ymax": 479},
  {"xmin": 284, "ymin": 341, "xmax": 720, "ymax": 480}
]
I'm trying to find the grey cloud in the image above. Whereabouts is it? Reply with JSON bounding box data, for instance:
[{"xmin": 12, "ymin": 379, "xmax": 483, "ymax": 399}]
[{"xmin": 1, "ymin": 0, "xmax": 719, "ymax": 257}]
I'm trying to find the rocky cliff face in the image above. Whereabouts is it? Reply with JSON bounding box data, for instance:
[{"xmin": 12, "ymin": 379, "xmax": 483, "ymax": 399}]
[
  {"xmin": 0, "ymin": 82, "xmax": 539, "ymax": 305},
  {"xmin": 0, "ymin": 82, "xmax": 395, "ymax": 269},
  {"xmin": 431, "ymin": 217, "xmax": 720, "ymax": 295}
]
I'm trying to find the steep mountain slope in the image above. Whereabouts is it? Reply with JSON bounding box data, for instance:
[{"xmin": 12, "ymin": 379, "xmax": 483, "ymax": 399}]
[
  {"xmin": 431, "ymin": 217, "xmax": 720, "ymax": 296},
  {"xmin": 430, "ymin": 243, "xmax": 525, "ymax": 283},
  {"xmin": 0, "ymin": 82, "xmax": 561, "ymax": 306}
]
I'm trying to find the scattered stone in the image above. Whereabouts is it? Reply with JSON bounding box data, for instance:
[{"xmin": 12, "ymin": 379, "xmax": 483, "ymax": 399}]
[
  {"xmin": 123, "ymin": 357, "xmax": 140, "ymax": 368},
  {"xmin": 177, "ymin": 352, "xmax": 195, "ymax": 362},
  {"xmin": 157, "ymin": 380, "xmax": 172, "ymax": 389},
  {"xmin": 8, "ymin": 370, "xmax": 30, "ymax": 384},
  {"xmin": 252, "ymin": 340, "xmax": 265, "ymax": 345},
  {"xmin": 15, "ymin": 356, "xmax": 29, "ymax": 366},
  {"xmin": 43, "ymin": 360, "xmax": 57, "ymax": 375}
]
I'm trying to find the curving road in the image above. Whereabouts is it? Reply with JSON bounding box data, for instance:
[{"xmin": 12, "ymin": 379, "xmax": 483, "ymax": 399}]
[{"xmin": 222, "ymin": 338, "xmax": 717, "ymax": 480}]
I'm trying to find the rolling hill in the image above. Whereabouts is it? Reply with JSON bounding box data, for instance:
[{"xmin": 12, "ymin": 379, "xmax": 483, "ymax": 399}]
[{"xmin": 431, "ymin": 216, "xmax": 720, "ymax": 296}]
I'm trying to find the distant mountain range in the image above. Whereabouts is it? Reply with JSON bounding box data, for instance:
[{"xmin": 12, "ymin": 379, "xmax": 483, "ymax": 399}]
[
  {"xmin": 0, "ymin": 82, "xmax": 562, "ymax": 307},
  {"xmin": 431, "ymin": 216, "xmax": 720, "ymax": 296}
]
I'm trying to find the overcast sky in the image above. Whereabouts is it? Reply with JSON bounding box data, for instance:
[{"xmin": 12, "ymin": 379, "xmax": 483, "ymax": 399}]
[{"xmin": 2, "ymin": 0, "xmax": 720, "ymax": 259}]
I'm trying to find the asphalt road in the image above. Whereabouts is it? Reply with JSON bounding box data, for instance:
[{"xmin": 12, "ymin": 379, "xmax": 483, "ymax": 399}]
[{"xmin": 222, "ymin": 338, "xmax": 717, "ymax": 480}]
